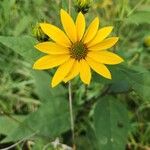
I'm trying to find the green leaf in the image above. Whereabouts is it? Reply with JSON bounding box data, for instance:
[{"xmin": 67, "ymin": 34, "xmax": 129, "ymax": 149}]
[
  {"xmin": 126, "ymin": 11, "xmax": 150, "ymax": 25},
  {"xmin": 32, "ymin": 138, "xmax": 48, "ymax": 150},
  {"xmin": 0, "ymin": 36, "xmax": 42, "ymax": 63},
  {"xmin": 93, "ymin": 65, "xmax": 150, "ymax": 100},
  {"xmin": 0, "ymin": 36, "xmax": 70, "ymax": 142},
  {"xmin": 94, "ymin": 96, "xmax": 129, "ymax": 150},
  {"xmin": 3, "ymin": 71, "xmax": 69, "ymax": 142},
  {"xmin": 1, "ymin": 0, "xmax": 16, "ymax": 19},
  {"xmin": 85, "ymin": 123, "xmax": 99, "ymax": 150},
  {"xmin": 13, "ymin": 16, "xmax": 33, "ymax": 36},
  {"xmin": 76, "ymin": 136, "xmax": 96, "ymax": 150},
  {"xmin": 4, "ymin": 96, "xmax": 70, "ymax": 142},
  {"xmin": 122, "ymin": 68, "xmax": 150, "ymax": 100},
  {"xmin": 32, "ymin": 70, "xmax": 67, "ymax": 102},
  {"xmin": 61, "ymin": 0, "xmax": 68, "ymax": 11},
  {"xmin": 108, "ymin": 80, "xmax": 130, "ymax": 94},
  {"xmin": 92, "ymin": 65, "xmax": 129, "ymax": 84},
  {"xmin": 0, "ymin": 116, "xmax": 26, "ymax": 136}
]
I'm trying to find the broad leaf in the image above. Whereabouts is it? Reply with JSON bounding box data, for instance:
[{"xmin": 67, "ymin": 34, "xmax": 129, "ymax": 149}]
[
  {"xmin": 3, "ymin": 71, "xmax": 69, "ymax": 142},
  {"xmin": 108, "ymin": 80, "xmax": 131, "ymax": 94},
  {"xmin": 4, "ymin": 96, "xmax": 70, "ymax": 142},
  {"xmin": 120, "ymin": 67, "xmax": 150, "ymax": 100},
  {"xmin": 94, "ymin": 96, "xmax": 129, "ymax": 150},
  {"xmin": 0, "ymin": 116, "xmax": 26, "ymax": 136},
  {"xmin": 32, "ymin": 70, "xmax": 67, "ymax": 102},
  {"xmin": 0, "ymin": 36, "xmax": 42, "ymax": 63},
  {"xmin": 93, "ymin": 65, "xmax": 150, "ymax": 100}
]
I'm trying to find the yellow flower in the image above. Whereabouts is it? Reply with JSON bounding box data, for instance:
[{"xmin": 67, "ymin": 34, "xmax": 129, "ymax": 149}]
[{"xmin": 33, "ymin": 9, "xmax": 124, "ymax": 87}]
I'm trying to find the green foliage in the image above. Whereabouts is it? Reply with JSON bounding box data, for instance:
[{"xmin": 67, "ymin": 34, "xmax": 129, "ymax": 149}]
[
  {"xmin": 93, "ymin": 65, "xmax": 150, "ymax": 100},
  {"xmin": 0, "ymin": 0, "xmax": 150, "ymax": 149},
  {"xmin": 61, "ymin": 0, "xmax": 68, "ymax": 11},
  {"xmin": 5, "ymin": 96, "xmax": 70, "ymax": 142},
  {"xmin": 32, "ymin": 71, "xmax": 67, "ymax": 102},
  {"xmin": 4, "ymin": 71, "xmax": 70, "ymax": 142},
  {"xmin": 0, "ymin": 36, "xmax": 41, "ymax": 63},
  {"xmin": 116, "ymin": 66, "xmax": 150, "ymax": 100},
  {"xmin": 94, "ymin": 96, "xmax": 129, "ymax": 150},
  {"xmin": 0, "ymin": 116, "xmax": 26, "ymax": 136},
  {"xmin": 13, "ymin": 16, "xmax": 33, "ymax": 36},
  {"xmin": 126, "ymin": 11, "xmax": 150, "ymax": 25},
  {"xmin": 123, "ymin": 69, "xmax": 150, "ymax": 100}
]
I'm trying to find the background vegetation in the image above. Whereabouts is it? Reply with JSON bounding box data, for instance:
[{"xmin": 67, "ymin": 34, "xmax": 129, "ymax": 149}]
[{"xmin": 0, "ymin": 0, "xmax": 150, "ymax": 149}]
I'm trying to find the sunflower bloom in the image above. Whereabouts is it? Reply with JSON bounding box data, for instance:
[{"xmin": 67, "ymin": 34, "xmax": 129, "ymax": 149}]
[{"xmin": 33, "ymin": 9, "xmax": 124, "ymax": 87}]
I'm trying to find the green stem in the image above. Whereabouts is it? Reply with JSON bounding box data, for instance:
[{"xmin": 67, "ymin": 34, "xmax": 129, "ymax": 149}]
[
  {"xmin": 68, "ymin": 82, "xmax": 75, "ymax": 149},
  {"xmin": 127, "ymin": 0, "xmax": 145, "ymax": 17}
]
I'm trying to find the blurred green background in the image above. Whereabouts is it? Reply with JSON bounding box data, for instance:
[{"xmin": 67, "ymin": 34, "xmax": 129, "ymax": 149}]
[{"xmin": 0, "ymin": 0, "xmax": 150, "ymax": 149}]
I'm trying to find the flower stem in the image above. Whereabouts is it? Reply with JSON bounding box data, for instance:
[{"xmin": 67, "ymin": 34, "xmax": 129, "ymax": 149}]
[
  {"xmin": 68, "ymin": 81, "xmax": 75, "ymax": 149},
  {"xmin": 127, "ymin": 0, "xmax": 145, "ymax": 17}
]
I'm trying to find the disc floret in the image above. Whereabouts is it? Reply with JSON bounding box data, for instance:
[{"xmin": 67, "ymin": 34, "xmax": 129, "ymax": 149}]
[{"xmin": 70, "ymin": 41, "xmax": 88, "ymax": 60}]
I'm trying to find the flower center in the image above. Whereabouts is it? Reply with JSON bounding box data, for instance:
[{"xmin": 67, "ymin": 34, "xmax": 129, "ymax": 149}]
[{"xmin": 70, "ymin": 41, "xmax": 88, "ymax": 60}]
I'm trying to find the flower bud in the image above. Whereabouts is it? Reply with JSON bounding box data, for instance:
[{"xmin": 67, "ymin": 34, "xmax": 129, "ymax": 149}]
[
  {"xmin": 75, "ymin": 0, "xmax": 93, "ymax": 14},
  {"xmin": 144, "ymin": 36, "xmax": 150, "ymax": 47},
  {"xmin": 32, "ymin": 23, "xmax": 49, "ymax": 42}
]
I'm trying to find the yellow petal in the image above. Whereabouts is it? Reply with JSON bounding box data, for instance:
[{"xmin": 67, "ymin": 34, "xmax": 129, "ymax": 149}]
[
  {"xmin": 88, "ymin": 37, "xmax": 119, "ymax": 51},
  {"xmin": 88, "ymin": 51, "xmax": 124, "ymax": 65},
  {"xmin": 52, "ymin": 58, "xmax": 75, "ymax": 87},
  {"xmin": 40, "ymin": 23, "xmax": 71, "ymax": 47},
  {"xmin": 76, "ymin": 12, "xmax": 86, "ymax": 41},
  {"xmin": 79, "ymin": 59, "xmax": 91, "ymax": 84},
  {"xmin": 64, "ymin": 61, "xmax": 79, "ymax": 83},
  {"xmin": 33, "ymin": 54, "xmax": 70, "ymax": 70},
  {"xmin": 35, "ymin": 42, "xmax": 69, "ymax": 54},
  {"xmin": 60, "ymin": 9, "xmax": 77, "ymax": 43},
  {"xmin": 87, "ymin": 26, "xmax": 113, "ymax": 47},
  {"xmin": 86, "ymin": 57, "xmax": 111, "ymax": 79},
  {"xmin": 83, "ymin": 17, "xmax": 99, "ymax": 44}
]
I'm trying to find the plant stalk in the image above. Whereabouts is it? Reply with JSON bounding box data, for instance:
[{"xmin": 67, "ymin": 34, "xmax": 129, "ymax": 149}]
[{"xmin": 68, "ymin": 81, "xmax": 75, "ymax": 149}]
